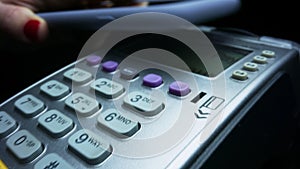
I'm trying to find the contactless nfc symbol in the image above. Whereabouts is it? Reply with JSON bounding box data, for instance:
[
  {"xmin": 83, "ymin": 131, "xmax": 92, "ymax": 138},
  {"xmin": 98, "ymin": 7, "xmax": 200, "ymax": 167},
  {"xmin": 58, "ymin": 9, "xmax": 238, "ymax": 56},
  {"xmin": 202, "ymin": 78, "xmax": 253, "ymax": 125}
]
[{"xmin": 72, "ymin": 12, "xmax": 226, "ymax": 158}]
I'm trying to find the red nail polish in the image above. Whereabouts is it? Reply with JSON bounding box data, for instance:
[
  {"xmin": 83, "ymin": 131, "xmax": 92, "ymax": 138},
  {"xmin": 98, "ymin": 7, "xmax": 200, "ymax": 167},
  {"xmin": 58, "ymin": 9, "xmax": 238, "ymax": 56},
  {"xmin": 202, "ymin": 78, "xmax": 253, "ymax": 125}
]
[{"xmin": 23, "ymin": 20, "xmax": 40, "ymax": 42}]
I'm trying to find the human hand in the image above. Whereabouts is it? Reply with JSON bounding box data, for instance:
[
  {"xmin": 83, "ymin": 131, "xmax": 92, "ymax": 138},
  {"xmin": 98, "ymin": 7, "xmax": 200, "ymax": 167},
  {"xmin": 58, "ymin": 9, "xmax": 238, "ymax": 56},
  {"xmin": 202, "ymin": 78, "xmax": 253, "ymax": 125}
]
[{"xmin": 0, "ymin": 0, "xmax": 147, "ymax": 43}]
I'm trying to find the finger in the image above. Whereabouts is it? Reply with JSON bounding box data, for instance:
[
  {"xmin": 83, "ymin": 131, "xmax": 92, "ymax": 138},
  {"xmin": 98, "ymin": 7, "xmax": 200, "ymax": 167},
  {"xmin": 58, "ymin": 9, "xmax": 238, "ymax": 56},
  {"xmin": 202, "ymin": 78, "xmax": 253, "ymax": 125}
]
[
  {"xmin": 1, "ymin": 0, "xmax": 39, "ymax": 11},
  {"xmin": 0, "ymin": 2, "xmax": 48, "ymax": 43},
  {"xmin": 81, "ymin": 0, "xmax": 149, "ymax": 8},
  {"xmin": 111, "ymin": 0, "xmax": 149, "ymax": 7}
]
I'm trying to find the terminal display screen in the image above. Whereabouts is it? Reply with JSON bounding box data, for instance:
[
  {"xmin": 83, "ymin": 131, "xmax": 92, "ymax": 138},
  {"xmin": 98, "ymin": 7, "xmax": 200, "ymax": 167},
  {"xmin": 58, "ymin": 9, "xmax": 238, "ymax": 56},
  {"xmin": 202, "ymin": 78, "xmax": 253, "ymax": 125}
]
[
  {"xmin": 106, "ymin": 33, "xmax": 252, "ymax": 77},
  {"xmin": 187, "ymin": 45, "xmax": 252, "ymax": 77}
]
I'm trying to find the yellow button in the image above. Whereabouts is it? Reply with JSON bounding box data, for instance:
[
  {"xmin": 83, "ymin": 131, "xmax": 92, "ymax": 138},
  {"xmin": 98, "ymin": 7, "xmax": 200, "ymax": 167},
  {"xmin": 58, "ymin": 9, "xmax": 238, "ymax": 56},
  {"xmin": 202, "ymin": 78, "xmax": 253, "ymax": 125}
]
[{"xmin": 0, "ymin": 160, "xmax": 8, "ymax": 169}]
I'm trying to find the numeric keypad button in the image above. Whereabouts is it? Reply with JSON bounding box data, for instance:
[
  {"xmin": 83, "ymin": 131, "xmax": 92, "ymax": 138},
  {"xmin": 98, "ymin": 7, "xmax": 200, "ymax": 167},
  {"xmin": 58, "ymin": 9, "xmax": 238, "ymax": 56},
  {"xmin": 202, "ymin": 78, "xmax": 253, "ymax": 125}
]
[
  {"xmin": 6, "ymin": 130, "xmax": 43, "ymax": 163},
  {"xmin": 14, "ymin": 94, "xmax": 45, "ymax": 117},
  {"xmin": 123, "ymin": 91, "xmax": 164, "ymax": 116},
  {"xmin": 38, "ymin": 109, "xmax": 73, "ymax": 138},
  {"xmin": 68, "ymin": 129, "xmax": 111, "ymax": 165},
  {"xmin": 98, "ymin": 109, "xmax": 140, "ymax": 137},
  {"xmin": 40, "ymin": 80, "xmax": 70, "ymax": 99},
  {"xmin": 34, "ymin": 153, "xmax": 74, "ymax": 169},
  {"xmin": 0, "ymin": 111, "xmax": 17, "ymax": 138},
  {"xmin": 65, "ymin": 93, "xmax": 100, "ymax": 116},
  {"xmin": 91, "ymin": 78, "xmax": 125, "ymax": 99},
  {"xmin": 63, "ymin": 68, "xmax": 92, "ymax": 84}
]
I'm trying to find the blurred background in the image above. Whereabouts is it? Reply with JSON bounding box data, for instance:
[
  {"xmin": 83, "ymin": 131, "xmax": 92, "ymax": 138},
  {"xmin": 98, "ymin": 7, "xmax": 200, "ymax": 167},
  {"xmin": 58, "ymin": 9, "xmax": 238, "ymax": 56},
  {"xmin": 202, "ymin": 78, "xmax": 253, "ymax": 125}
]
[{"xmin": 206, "ymin": 0, "xmax": 300, "ymax": 43}]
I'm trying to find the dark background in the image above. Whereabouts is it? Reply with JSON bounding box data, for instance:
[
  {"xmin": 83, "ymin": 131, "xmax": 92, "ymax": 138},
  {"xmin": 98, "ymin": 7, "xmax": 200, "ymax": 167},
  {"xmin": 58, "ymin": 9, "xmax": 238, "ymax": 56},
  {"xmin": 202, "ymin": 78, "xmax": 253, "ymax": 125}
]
[
  {"xmin": 206, "ymin": 0, "xmax": 300, "ymax": 43},
  {"xmin": 0, "ymin": 0, "xmax": 299, "ymax": 103}
]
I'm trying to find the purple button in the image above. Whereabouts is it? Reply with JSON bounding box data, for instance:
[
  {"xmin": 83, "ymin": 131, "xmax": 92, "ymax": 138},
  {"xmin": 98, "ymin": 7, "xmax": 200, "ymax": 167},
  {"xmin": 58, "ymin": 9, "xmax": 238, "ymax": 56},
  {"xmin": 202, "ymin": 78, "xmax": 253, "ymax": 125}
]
[
  {"xmin": 102, "ymin": 61, "xmax": 118, "ymax": 72},
  {"xmin": 143, "ymin": 74, "xmax": 163, "ymax": 87},
  {"xmin": 169, "ymin": 81, "xmax": 190, "ymax": 96},
  {"xmin": 86, "ymin": 55, "xmax": 102, "ymax": 66}
]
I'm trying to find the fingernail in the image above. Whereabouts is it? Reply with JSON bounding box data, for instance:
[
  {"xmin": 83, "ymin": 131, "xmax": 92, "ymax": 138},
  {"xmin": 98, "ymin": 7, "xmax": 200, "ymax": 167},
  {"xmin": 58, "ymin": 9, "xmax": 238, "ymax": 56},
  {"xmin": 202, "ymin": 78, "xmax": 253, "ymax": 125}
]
[{"xmin": 23, "ymin": 20, "xmax": 40, "ymax": 42}]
